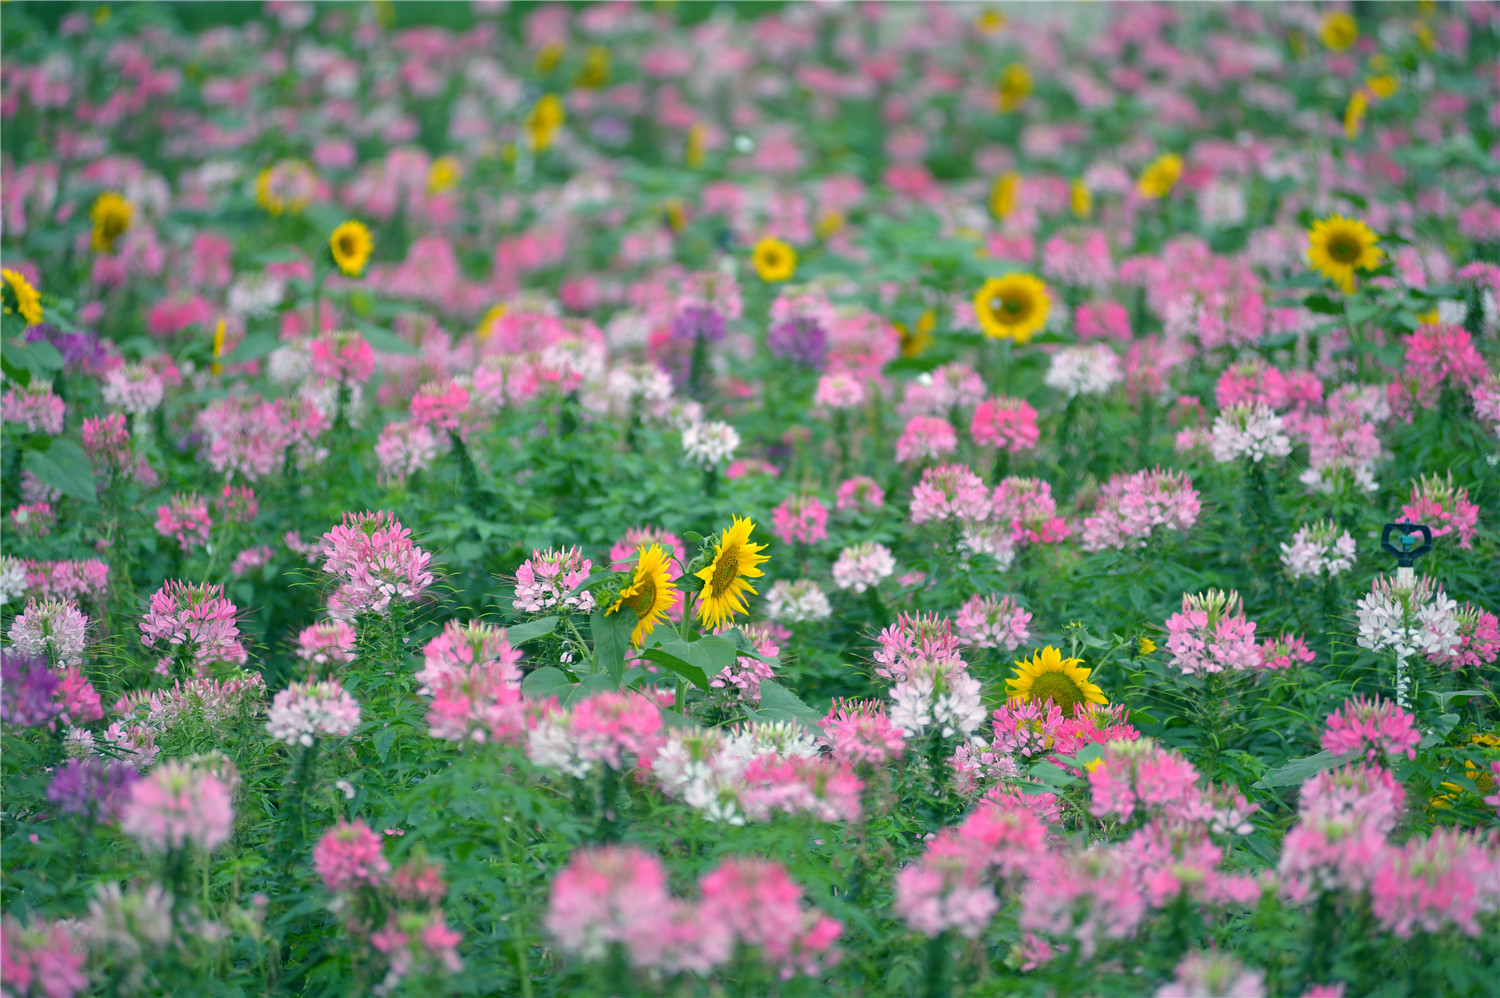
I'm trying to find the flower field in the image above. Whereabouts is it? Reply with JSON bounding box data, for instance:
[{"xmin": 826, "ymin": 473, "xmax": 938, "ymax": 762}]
[{"xmin": 3, "ymin": 2, "xmax": 1500, "ymax": 996}]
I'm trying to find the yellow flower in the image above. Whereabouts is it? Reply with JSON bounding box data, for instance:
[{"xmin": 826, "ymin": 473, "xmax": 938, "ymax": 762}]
[
  {"xmin": 427, "ymin": 156, "xmax": 461, "ymax": 195},
  {"xmin": 255, "ymin": 160, "xmax": 318, "ymax": 216},
  {"xmin": 1136, "ymin": 153, "xmax": 1183, "ymax": 200},
  {"xmin": 535, "ymin": 42, "xmax": 565, "ymax": 75},
  {"xmin": 1344, "ymin": 89, "xmax": 1369, "ymax": 140},
  {"xmin": 1306, "ymin": 214, "xmax": 1383, "ymax": 295},
  {"xmin": 663, "ymin": 198, "xmax": 686, "ymax": 233},
  {"xmin": 895, "ymin": 310, "xmax": 935, "ymax": 359},
  {"xmin": 1415, "ymin": 23, "xmax": 1436, "ymax": 52},
  {"xmin": 211, "ymin": 318, "xmax": 226, "ymax": 376},
  {"xmin": 1470, "ymin": 733, "xmax": 1500, "ymax": 748},
  {"xmin": 526, "ymin": 94, "xmax": 566, "ymax": 153},
  {"xmin": 1366, "ymin": 72, "xmax": 1398, "ymax": 100},
  {"xmin": 1137, "ymin": 637, "xmax": 1157, "ymax": 656},
  {"xmin": 608, "ymin": 544, "xmax": 680, "ymax": 646},
  {"xmin": 577, "ymin": 46, "xmax": 610, "ymax": 89},
  {"xmin": 1006, "ymin": 646, "xmax": 1108, "ymax": 716},
  {"xmin": 90, "ymin": 191, "xmax": 134, "ymax": 254},
  {"xmin": 694, "ymin": 516, "xmax": 769, "ymax": 631},
  {"xmin": 93, "ymin": 5, "xmax": 110, "ymax": 25},
  {"xmin": 997, "ymin": 63, "xmax": 1032, "ymax": 112},
  {"xmin": 974, "ymin": 273, "xmax": 1050, "ymax": 343},
  {"xmin": 1070, "ymin": 178, "xmax": 1092, "ymax": 219},
  {"xmin": 751, "ymin": 236, "xmax": 797, "ymax": 283},
  {"xmin": 815, "ymin": 209, "xmax": 845, "ymax": 240},
  {"xmin": 477, "ymin": 303, "xmax": 507, "ymax": 343},
  {"xmin": 975, "ymin": 9, "xmax": 1006, "ymax": 34},
  {"xmin": 990, "ymin": 171, "xmax": 1020, "ymax": 221},
  {"xmin": 1318, "ymin": 11, "xmax": 1358, "ymax": 52},
  {"xmin": 1416, "ymin": 307, "xmax": 1440, "ymax": 326},
  {"xmin": 686, "ymin": 122, "xmax": 708, "ymax": 169},
  {"xmin": 329, "ymin": 220, "xmax": 373, "ymax": 278},
  {"xmin": 2, "ymin": 268, "xmax": 44, "ymax": 327}
]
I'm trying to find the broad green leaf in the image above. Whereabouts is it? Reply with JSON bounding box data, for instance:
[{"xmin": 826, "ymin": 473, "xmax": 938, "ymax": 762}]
[
  {"xmin": 505, "ymin": 616, "xmax": 559, "ymax": 647},
  {"xmin": 642, "ymin": 633, "xmax": 742, "ymax": 692},
  {"xmin": 228, "ymin": 331, "xmax": 281, "ymax": 363},
  {"xmin": 1252, "ymin": 750, "xmax": 1354, "ymax": 790},
  {"xmin": 743, "ymin": 679, "xmax": 823, "ymax": 733},
  {"xmin": 1027, "ymin": 759, "xmax": 1079, "ymax": 789},
  {"xmin": 590, "ymin": 606, "xmax": 635, "ymax": 686},
  {"xmin": 354, "ymin": 319, "xmax": 421, "ymax": 356},
  {"xmin": 23, "ymin": 440, "xmax": 97, "ymax": 505},
  {"xmin": 1430, "ymin": 689, "xmax": 1488, "ymax": 710}
]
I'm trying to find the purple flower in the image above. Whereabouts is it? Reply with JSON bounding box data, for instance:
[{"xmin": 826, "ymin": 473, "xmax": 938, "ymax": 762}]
[
  {"xmin": 766, "ymin": 314, "xmax": 829, "ymax": 371},
  {"xmin": 47, "ymin": 758, "xmax": 141, "ymax": 820},
  {"xmin": 671, "ymin": 304, "xmax": 726, "ymax": 344},
  {"xmin": 25, "ymin": 324, "xmax": 108, "ymax": 373},
  {"xmin": 0, "ymin": 651, "xmax": 61, "ymax": 727}
]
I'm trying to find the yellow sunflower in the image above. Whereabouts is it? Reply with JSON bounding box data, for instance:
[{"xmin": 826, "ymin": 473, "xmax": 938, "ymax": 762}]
[
  {"xmin": 1306, "ymin": 214, "xmax": 1383, "ymax": 294},
  {"xmin": 997, "ymin": 63, "xmax": 1032, "ymax": 112},
  {"xmin": 694, "ymin": 516, "xmax": 769, "ymax": 631},
  {"xmin": 1006, "ymin": 646, "xmax": 1108, "ymax": 716},
  {"xmin": 990, "ymin": 171, "xmax": 1020, "ymax": 221},
  {"xmin": 608, "ymin": 544, "xmax": 679, "ymax": 646},
  {"xmin": 974, "ymin": 273, "xmax": 1050, "ymax": 343},
  {"xmin": 427, "ymin": 156, "xmax": 461, "ymax": 195},
  {"xmin": 329, "ymin": 220, "xmax": 373, "ymax": 278},
  {"xmin": 751, "ymin": 236, "xmax": 797, "ymax": 283},
  {"xmin": 1070, "ymin": 179, "xmax": 1092, "ymax": 219},
  {"xmin": 1366, "ymin": 56, "xmax": 1398, "ymax": 99},
  {"xmin": 90, "ymin": 191, "xmax": 134, "ymax": 254},
  {"xmin": 577, "ymin": 45, "xmax": 610, "ymax": 89},
  {"xmin": 1344, "ymin": 89, "xmax": 1369, "ymax": 140},
  {"xmin": 2, "ymin": 268, "xmax": 44, "ymax": 327},
  {"xmin": 975, "ymin": 10, "xmax": 1006, "ymax": 35},
  {"xmin": 526, "ymin": 94, "xmax": 566, "ymax": 153},
  {"xmin": 1136, "ymin": 153, "xmax": 1182, "ymax": 200},
  {"xmin": 477, "ymin": 303, "xmax": 507, "ymax": 343},
  {"xmin": 1318, "ymin": 11, "xmax": 1358, "ymax": 52},
  {"xmin": 896, "ymin": 310, "xmax": 936, "ymax": 358}
]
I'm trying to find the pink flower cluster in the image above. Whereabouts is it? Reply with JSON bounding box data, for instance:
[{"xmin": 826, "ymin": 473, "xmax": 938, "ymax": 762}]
[
  {"xmin": 8, "ymin": 597, "xmax": 88, "ymax": 667},
  {"xmin": 835, "ymin": 475, "xmax": 884, "ymax": 512},
  {"xmin": 512, "ymin": 546, "xmax": 595, "ymax": 613},
  {"xmin": 909, "ymin": 463, "xmax": 990, "ymax": 525},
  {"xmin": 970, "ymin": 396, "xmax": 1039, "ymax": 452},
  {"xmin": 608, "ymin": 525, "xmax": 686, "ymax": 572},
  {"xmin": 0, "ymin": 915, "xmax": 88, "ymax": 998},
  {"xmin": 1389, "ymin": 324, "xmax": 1489, "ymax": 418},
  {"xmin": 1079, "ymin": 468, "xmax": 1200, "ymax": 553},
  {"xmin": 831, "ymin": 541, "xmax": 895, "ymax": 593},
  {"xmin": 1258, "ymin": 632, "xmax": 1314, "ymax": 670},
  {"xmin": 2, "ymin": 381, "xmax": 66, "ymax": 435},
  {"xmin": 992, "ymin": 477, "xmax": 1070, "ymax": 546},
  {"xmin": 739, "ymin": 754, "xmax": 863, "ymax": 823},
  {"xmin": 710, "ymin": 622, "xmax": 780, "ymax": 706},
  {"xmin": 265, "ymin": 679, "xmax": 362, "ymax": 746},
  {"xmin": 118, "ymin": 758, "xmax": 235, "ymax": 853},
  {"xmin": 81, "ymin": 412, "xmax": 131, "ymax": 467},
  {"xmin": 955, "ymin": 593, "xmax": 1031, "ymax": 652},
  {"xmin": 416, "ymin": 621, "xmax": 525, "ymax": 745},
  {"xmin": 527, "ymin": 690, "xmax": 663, "ymax": 777},
  {"xmin": 545, "ymin": 847, "xmax": 841, "ymax": 979},
  {"xmin": 320, "ymin": 511, "xmax": 434, "ymax": 618},
  {"xmin": 895, "ymin": 415, "xmax": 958, "ymax": 464},
  {"xmin": 1087, "ymin": 738, "xmax": 1202, "ymax": 824},
  {"xmin": 1163, "ymin": 589, "xmax": 1260, "ymax": 675},
  {"xmin": 1441, "ymin": 601, "xmax": 1500, "ymax": 670},
  {"xmin": 819, "ymin": 698, "xmax": 905, "ymax": 768},
  {"xmin": 873, "ymin": 611, "xmax": 963, "ymax": 682},
  {"xmin": 315, "ymin": 818, "xmax": 391, "ymax": 891},
  {"xmin": 895, "ymin": 797, "xmax": 1048, "ymax": 938},
  {"xmin": 138, "ymin": 580, "xmax": 247, "ymax": 676},
  {"xmin": 309, "ymin": 331, "xmax": 376, "ymax": 384},
  {"xmin": 154, "ymin": 492, "xmax": 212, "ymax": 552},
  {"xmin": 1400, "ymin": 471, "xmax": 1480, "ymax": 550},
  {"xmin": 1320, "ymin": 695, "xmax": 1419, "ymax": 764},
  {"xmin": 374, "ymin": 420, "xmax": 439, "ymax": 485},
  {"xmin": 295, "ymin": 620, "xmax": 358, "ymax": 669},
  {"xmin": 771, "ymin": 493, "xmax": 829, "ymax": 545}
]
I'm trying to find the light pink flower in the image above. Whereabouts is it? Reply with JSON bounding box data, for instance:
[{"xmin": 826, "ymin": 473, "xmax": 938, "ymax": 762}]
[{"xmin": 118, "ymin": 759, "xmax": 235, "ymax": 853}]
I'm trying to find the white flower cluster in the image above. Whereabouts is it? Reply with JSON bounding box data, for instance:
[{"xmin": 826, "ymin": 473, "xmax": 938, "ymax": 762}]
[
  {"xmin": 680, "ymin": 420, "xmax": 740, "ymax": 468},
  {"xmin": 0, "ymin": 556, "xmax": 25, "ymax": 607},
  {"xmin": 1210, "ymin": 403, "xmax": 1292, "ymax": 463},
  {"xmin": 765, "ymin": 579, "xmax": 832, "ymax": 622},
  {"xmin": 1355, "ymin": 575, "xmax": 1460, "ymax": 662},
  {"xmin": 650, "ymin": 721, "xmax": 822, "ymax": 825},
  {"xmin": 831, "ymin": 542, "xmax": 896, "ymax": 593},
  {"xmin": 889, "ymin": 658, "xmax": 986, "ymax": 740},
  {"xmin": 1043, "ymin": 344, "xmax": 1124, "ymax": 399},
  {"xmin": 1279, "ymin": 521, "xmax": 1357, "ymax": 580},
  {"xmin": 265, "ymin": 680, "xmax": 362, "ymax": 747}
]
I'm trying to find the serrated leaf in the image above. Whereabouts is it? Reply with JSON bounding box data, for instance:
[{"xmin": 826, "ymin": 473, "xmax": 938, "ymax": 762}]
[
  {"xmin": 505, "ymin": 616, "xmax": 559, "ymax": 647},
  {"xmin": 23, "ymin": 440, "xmax": 97, "ymax": 505}
]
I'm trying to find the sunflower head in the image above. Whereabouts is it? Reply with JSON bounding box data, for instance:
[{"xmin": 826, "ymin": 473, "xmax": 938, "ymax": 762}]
[
  {"xmin": 1069, "ymin": 179, "xmax": 1092, "ymax": 219},
  {"xmin": 694, "ymin": 516, "xmax": 769, "ymax": 630},
  {"xmin": 526, "ymin": 94, "xmax": 566, "ymax": 152},
  {"xmin": 1318, "ymin": 11, "xmax": 1358, "ymax": 52},
  {"xmin": 1306, "ymin": 214, "xmax": 1383, "ymax": 294},
  {"xmin": 974, "ymin": 274, "xmax": 1050, "ymax": 343},
  {"xmin": 330, "ymin": 220, "xmax": 374, "ymax": 278},
  {"xmin": 1, "ymin": 268, "xmax": 44, "ymax": 327},
  {"xmin": 427, "ymin": 156, "xmax": 461, "ymax": 195},
  {"xmin": 608, "ymin": 544, "xmax": 679, "ymax": 646},
  {"xmin": 990, "ymin": 172, "xmax": 1020, "ymax": 221},
  {"xmin": 1136, "ymin": 153, "xmax": 1183, "ymax": 200},
  {"xmin": 90, "ymin": 191, "xmax": 134, "ymax": 254},
  {"xmin": 1344, "ymin": 89, "xmax": 1369, "ymax": 140},
  {"xmin": 751, "ymin": 237, "xmax": 797, "ymax": 283},
  {"xmin": 1006, "ymin": 646, "xmax": 1108, "ymax": 716},
  {"xmin": 997, "ymin": 63, "xmax": 1032, "ymax": 111}
]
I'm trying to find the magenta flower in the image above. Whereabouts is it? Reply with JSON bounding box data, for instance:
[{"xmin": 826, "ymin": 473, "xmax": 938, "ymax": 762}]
[
  {"xmin": 771, "ymin": 493, "xmax": 829, "ymax": 546},
  {"xmin": 319, "ymin": 510, "xmax": 434, "ymax": 618},
  {"xmin": 1320, "ymin": 695, "xmax": 1419, "ymax": 763},
  {"xmin": 955, "ymin": 593, "xmax": 1032, "ymax": 652},
  {"xmin": 295, "ymin": 620, "xmax": 358, "ymax": 669},
  {"xmin": 970, "ymin": 396, "xmax": 1039, "ymax": 452},
  {"xmin": 1163, "ymin": 589, "xmax": 1260, "ymax": 675},
  {"xmin": 1079, "ymin": 468, "xmax": 1200, "ymax": 553},
  {"xmin": 512, "ymin": 546, "xmax": 595, "ymax": 613},
  {"xmin": 155, "ymin": 492, "xmax": 212, "ymax": 553},
  {"xmin": 313, "ymin": 818, "xmax": 390, "ymax": 892},
  {"xmin": 118, "ymin": 759, "xmax": 235, "ymax": 854},
  {"xmin": 894, "ymin": 415, "xmax": 957, "ymax": 464},
  {"xmin": 819, "ymin": 698, "xmax": 905, "ymax": 767},
  {"xmin": 138, "ymin": 580, "xmax": 247, "ymax": 677}
]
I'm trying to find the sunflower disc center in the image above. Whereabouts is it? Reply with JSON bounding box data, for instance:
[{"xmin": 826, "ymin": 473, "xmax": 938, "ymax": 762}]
[
  {"xmin": 1028, "ymin": 671, "xmax": 1085, "ymax": 714},
  {"xmin": 710, "ymin": 548, "xmax": 741, "ymax": 598},
  {"xmin": 623, "ymin": 576, "xmax": 656, "ymax": 619},
  {"xmin": 1326, "ymin": 235, "xmax": 1362, "ymax": 264}
]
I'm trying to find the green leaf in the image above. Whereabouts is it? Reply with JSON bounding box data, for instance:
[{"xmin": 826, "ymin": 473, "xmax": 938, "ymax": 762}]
[
  {"xmin": 590, "ymin": 606, "xmax": 635, "ymax": 686},
  {"xmin": 1252, "ymin": 750, "xmax": 1354, "ymax": 790},
  {"xmin": 23, "ymin": 440, "xmax": 97, "ymax": 505},
  {"xmin": 1303, "ymin": 295, "xmax": 1343, "ymax": 315},
  {"xmin": 1418, "ymin": 713, "xmax": 1460, "ymax": 750},
  {"xmin": 719, "ymin": 627, "xmax": 778, "ymax": 666},
  {"xmin": 642, "ymin": 633, "xmax": 743, "ymax": 692},
  {"xmin": 354, "ymin": 319, "xmax": 421, "ymax": 356},
  {"xmin": 1430, "ymin": 689, "xmax": 1488, "ymax": 710},
  {"xmin": 521, "ymin": 666, "xmax": 613, "ymax": 706},
  {"xmin": 21, "ymin": 339, "xmax": 63, "ymax": 376},
  {"xmin": 506, "ymin": 616, "xmax": 559, "ymax": 647},
  {"xmin": 743, "ymin": 679, "xmax": 823, "ymax": 733},
  {"xmin": 567, "ymin": 567, "xmax": 617, "ymax": 595},
  {"xmin": 1027, "ymin": 759, "xmax": 1079, "ymax": 789},
  {"xmin": 227, "ymin": 331, "xmax": 281, "ymax": 363},
  {"xmin": 373, "ymin": 725, "xmax": 398, "ymax": 763}
]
